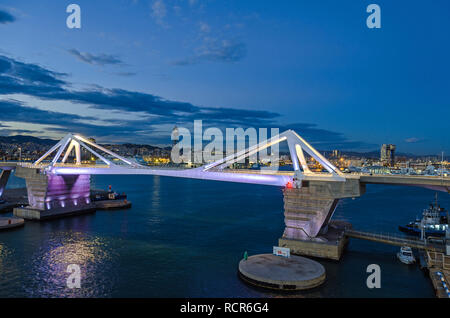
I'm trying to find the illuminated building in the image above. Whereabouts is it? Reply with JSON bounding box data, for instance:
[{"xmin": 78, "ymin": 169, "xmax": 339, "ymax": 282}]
[{"xmin": 380, "ymin": 144, "xmax": 396, "ymax": 167}]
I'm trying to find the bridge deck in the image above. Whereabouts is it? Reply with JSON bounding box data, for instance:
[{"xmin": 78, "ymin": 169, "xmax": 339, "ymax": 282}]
[{"xmin": 1, "ymin": 162, "xmax": 449, "ymax": 190}]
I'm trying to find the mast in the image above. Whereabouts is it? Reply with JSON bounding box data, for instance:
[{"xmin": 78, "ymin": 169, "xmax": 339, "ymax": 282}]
[
  {"xmin": 441, "ymin": 151, "xmax": 445, "ymax": 183},
  {"xmin": 435, "ymin": 192, "xmax": 438, "ymax": 208}
]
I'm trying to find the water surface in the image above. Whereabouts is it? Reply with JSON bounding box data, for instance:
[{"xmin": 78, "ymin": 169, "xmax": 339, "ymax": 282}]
[{"xmin": 1, "ymin": 173, "xmax": 446, "ymax": 297}]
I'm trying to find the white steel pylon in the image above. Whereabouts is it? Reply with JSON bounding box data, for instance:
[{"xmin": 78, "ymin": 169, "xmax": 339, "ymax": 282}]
[
  {"xmin": 34, "ymin": 133, "xmax": 142, "ymax": 168},
  {"xmin": 202, "ymin": 130, "xmax": 345, "ymax": 181}
]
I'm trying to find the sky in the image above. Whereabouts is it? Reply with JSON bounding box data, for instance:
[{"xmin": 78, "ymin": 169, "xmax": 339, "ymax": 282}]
[{"xmin": 0, "ymin": 0, "xmax": 449, "ymax": 154}]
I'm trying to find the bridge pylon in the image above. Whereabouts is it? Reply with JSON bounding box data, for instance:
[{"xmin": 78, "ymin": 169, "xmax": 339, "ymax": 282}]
[
  {"xmin": 34, "ymin": 133, "xmax": 142, "ymax": 168},
  {"xmin": 201, "ymin": 129, "xmax": 345, "ymax": 182}
]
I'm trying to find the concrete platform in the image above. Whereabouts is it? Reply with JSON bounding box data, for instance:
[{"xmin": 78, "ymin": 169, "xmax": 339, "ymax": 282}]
[
  {"xmin": 279, "ymin": 220, "xmax": 351, "ymax": 260},
  {"xmin": 238, "ymin": 254, "xmax": 325, "ymax": 291},
  {"xmin": 94, "ymin": 200, "xmax": 132, "ymax": 210},
  {"xmin": 14, "ymin": 204, "xmax": 96, "ymax": 220},
  {"xmin": 0, "ymin": 217, "xmax": 24, "ymax": 230}
]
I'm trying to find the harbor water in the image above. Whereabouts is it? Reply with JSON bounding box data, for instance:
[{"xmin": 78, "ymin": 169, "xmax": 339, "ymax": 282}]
[{"xmin": 0, "ymin": 173, "xmax": 448, "ymax": 297}]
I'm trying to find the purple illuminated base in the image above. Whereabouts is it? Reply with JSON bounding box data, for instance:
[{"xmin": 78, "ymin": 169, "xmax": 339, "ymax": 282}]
[{"xmin": 27, "ymin": 174, "xmax": 91, "ymax": 211}]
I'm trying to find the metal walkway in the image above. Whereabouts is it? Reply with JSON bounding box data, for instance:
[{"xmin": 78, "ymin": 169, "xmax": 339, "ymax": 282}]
[{"xmin": 345, "ymin": 229, "xmax": 446, "ymax": 252}]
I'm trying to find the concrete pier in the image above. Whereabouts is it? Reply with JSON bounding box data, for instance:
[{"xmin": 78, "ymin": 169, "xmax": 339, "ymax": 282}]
[
  {"xmin": 238, "ymin": 254, "xmax": 326, "ymax": 290},
  {"xmin": 13, "ymin": 166, "xmax": 95, "ymax": 220},
  {"xmin": 94, "ymin": 199, "xmax": 132, "ymax": 210},
  {"xmin": 279, "ymin": 179, "xmax": 364, "ymax": 260},
  {"xmin": 279, "ymin": 220, "xmax": 351, "ymax": 260},
  {"xmin": 0, "ymin": 217, "xmax": 24, "ymax": 230},
  {"xmin": 425, "ymin": 251, "xmax": 450, "ymax": 298},
  {"xmin": 0, "ymin": 169, "xmax": 12, "ymax": 198}
]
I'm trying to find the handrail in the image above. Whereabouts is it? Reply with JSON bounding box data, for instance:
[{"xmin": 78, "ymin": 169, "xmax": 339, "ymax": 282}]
[{"xmin": 345, "ymin": 229, "xmax": 445, "ymax": 251}]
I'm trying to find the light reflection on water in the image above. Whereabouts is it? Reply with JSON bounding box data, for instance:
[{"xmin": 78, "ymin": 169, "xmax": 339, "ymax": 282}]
[{"xmin": 23, "ymin": 232, "xmax": 118, "ymax": 298}]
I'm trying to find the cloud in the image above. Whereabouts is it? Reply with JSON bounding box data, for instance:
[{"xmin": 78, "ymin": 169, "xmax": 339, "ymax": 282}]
[
  {"xmin": 274, "ymin": 123, "xmax": 377, "ymax": 150},
  {"xmin": 0, "ymin": 55, "xmax": 277, "ymax": 124},
  {"xmin": 173, "ymin": 39, "xmax": 246, "ymax": 66},
  {"xmin": 0, "ymin": 10, "xmax": 15, "ymax": 24},
  {"xmin": 199, "ymin": 22, "xmax": 210, "ymax": 33},
  {"xmin": 151, "ymin": 0, "xmax": 167, "ymax": 26},
  {"xmin": 405, "ymin": 137, "xmax": 425, "ymax": 143},
  {"xmin": 0, "ymin": 55, "xmax": 279, "ymax": 142},
  {"xmin": 67, "ymin": 49, "xmax": 123, "ymax": 66},
  {"xmin": 0, "ymin": 128, "xmax": 45, "ymax": 136},
  {"xmin": 0, "ymin": 54, "xmax": 372, "ymax": 148},
  {"xmin": 114, "ymin": 72, "xmax": 137, "ymax": 77},
  {"xmin": 0, "ymin": 99, "xmax": 95, "ymax": 127},
  {"xmin": 0, "ymin": 98, "xmax": 151, "ymax": 140}
]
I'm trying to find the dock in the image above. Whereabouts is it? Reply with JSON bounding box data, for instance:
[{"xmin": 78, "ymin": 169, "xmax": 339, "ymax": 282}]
[
  {"xmin": 0, "ymin": 187, "xmax": 131, "ymax": 219},
  {"xmin": 0, "ymin": 217, "xmax": 24, "ymax": 230},
  {"xmin": 345, "ymin": 229, "xmax": 446, "ymax": 252},
  {"xmin": 94, "ymin": 199, "xmax": 132, "ymax": 210},
  {"xmin": 345, "ymin": 228, "xmax": 450, "ymax": 298},
  {"xmin": 425, "ymin": 251, "xmax": 450, "ymax": 298}
]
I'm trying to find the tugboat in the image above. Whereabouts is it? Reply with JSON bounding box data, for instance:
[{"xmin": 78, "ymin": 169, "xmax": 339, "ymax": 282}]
[
  {"xmin": 92, "ymin": 185, "xmax": 127, "ymax": 202},
  {"xmin": 91, "ymin": 185, "xmax": 131, "ymax": 210},
  {"xmin": 398, "ymin": 194, "xmax": 449, "ymax": 237},
  {"xmin": 397, "ymin": 246, "xmax": 416, "ymax": 264}
]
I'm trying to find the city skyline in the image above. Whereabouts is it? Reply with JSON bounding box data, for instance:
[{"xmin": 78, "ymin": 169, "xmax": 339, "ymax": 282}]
[{"xmin": 0, "ymin": 0, "xmax": 449, "ymax": 155}]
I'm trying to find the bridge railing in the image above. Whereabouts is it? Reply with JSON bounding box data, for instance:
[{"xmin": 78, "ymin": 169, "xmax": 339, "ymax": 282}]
[
  {"xmin": 345, "ymin": 229, "xmax": 446, "ymax": 251},
  {"xmin": 427, "ymin": 251, "xmax": 450, "ymax": 270}
]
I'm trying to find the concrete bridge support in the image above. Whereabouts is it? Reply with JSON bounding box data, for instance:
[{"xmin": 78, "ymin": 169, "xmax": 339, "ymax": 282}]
[
  {"xmin": 279, "ymin": 179, "xmax": 365, "ymax": 260},
  {"xmin": 0, "ymin": 169, "xmax": 12, "ymax": 198},
  {"xmin": 13, "ymin": 166, "xmax": 94, "ymax": 220}
]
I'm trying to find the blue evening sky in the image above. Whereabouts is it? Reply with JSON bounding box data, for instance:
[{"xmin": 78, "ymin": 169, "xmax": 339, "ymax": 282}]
[{"xmin": 0, "ymin": 0, "xmax": 448, "ymax": 154}]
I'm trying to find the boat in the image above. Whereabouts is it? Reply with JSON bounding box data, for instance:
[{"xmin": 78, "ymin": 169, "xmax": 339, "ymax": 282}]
[
  {"xmin": 398, "ymin": 194, "xmax": 449, "ymax": 237},
  {"xmin": 397, "ymin": 246, "xmax": 416, "ymax": 264},
  {"xmin": 92, "ymin": 185, "xmax": 127, "ymax": 202}
]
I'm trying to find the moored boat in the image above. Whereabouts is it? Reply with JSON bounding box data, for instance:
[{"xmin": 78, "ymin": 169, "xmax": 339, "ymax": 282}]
[
  {"xmin": 397, "ymin": 246, "xmax": 416, "ymax": 264},
  {"xmin": 398, "ymin": 194, "xmax": 448, "ymax": 237}
]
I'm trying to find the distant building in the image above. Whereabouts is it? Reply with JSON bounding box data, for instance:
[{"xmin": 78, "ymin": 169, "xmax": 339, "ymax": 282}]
[
  {"xmin": 332, "ymin": 150, "xmax": 340, "ymax": 158},
  {"xmin": 380, "ymin": 144, "xmax": 396, "ymax": 167},
  {"xmin": 82, "ymin": 138, "xmax": 96, "ymax": 162}
]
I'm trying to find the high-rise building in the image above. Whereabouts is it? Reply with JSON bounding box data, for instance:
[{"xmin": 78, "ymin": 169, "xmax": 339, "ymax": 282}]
[{"xmin": 380, "ymin": 144, "xmax": 396, "ymax": 167}]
